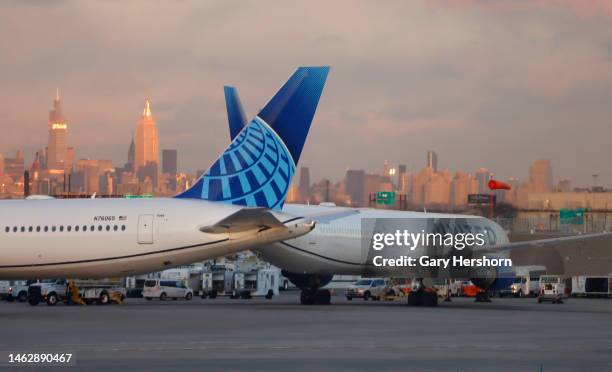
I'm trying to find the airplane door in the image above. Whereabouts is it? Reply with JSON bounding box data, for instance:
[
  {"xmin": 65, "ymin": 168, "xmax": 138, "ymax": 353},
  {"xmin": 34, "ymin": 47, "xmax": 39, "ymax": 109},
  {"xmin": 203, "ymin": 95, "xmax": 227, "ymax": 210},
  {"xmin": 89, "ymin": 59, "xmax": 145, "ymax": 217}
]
[{"xmin": 138, "ymin": 214, "xmax": 154, "ymax": 244}]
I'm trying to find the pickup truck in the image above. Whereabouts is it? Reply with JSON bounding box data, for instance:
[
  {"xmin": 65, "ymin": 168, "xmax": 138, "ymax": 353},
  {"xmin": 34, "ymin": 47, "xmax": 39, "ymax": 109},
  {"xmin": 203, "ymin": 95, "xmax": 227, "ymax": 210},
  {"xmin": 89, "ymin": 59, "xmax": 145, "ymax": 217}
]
[{"xmin": 0, "ymin": 280, "xmax": 29, "ymax": 302}]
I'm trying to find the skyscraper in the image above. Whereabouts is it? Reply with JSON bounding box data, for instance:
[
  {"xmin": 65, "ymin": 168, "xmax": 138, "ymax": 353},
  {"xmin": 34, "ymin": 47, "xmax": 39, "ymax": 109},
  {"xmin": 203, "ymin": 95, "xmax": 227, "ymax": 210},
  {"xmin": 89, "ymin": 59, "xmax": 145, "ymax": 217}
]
[
  {"xmin": 4, "ymin": 150, "xmax": 24, "ymax": 182},
  {"xmin": 427, "ymin": 151, "xmax": 438, "ymax": 172},
  {"xmin": 162, "ymin": 149, "xmax": 178, "ymax": 192},
  {"xmin": 298, "ymin": 166, "xmax": 310, "ymax": 201},
  {"xmin": 135, "ymin": 99, "xmax": 159, "ymax": 175},
  {"xmin": 162, "ymin": 149, "xmax": 178, "ymax": 175},
  {"xmin": 397, "ymin": 164, "xmax": 408, "ymax": 193},
  {"xmin": 47, "ymin": 89, "xmax": 68, "ymax": 170},
  {"xmin": 529, "ymin": 160, "xmax": 553, "ymax": 192},
  {"xmin": 125, "ymin": 136, "xmax": 135, "ymax": 172},
  {"xmin": 475, "ymin": 168, "xmax": 491, "ymax": 193},
  {"xmin": 345, "ymin": 169, "xmax": 365, "ymax": 206},
  {"xmin": 383, "ymin": 160, "xmax": 390, "ymax": 178}
]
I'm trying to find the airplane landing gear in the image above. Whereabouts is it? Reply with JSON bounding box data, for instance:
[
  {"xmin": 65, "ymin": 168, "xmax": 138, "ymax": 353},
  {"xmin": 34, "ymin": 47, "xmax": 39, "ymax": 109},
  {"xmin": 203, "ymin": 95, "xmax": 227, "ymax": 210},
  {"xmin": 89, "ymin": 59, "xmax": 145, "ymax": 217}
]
[
  {"xmin": 406, "ymin": 278, "xmax": 438, "ymax": 307},
  {"xmin": 407, "ymin": 288, "xmax": 438, "ymax": 307},
  {"xmin": 474, "ymin": 291, "xmax": 492, "ymax": 303},
  {"xmin": 300, "ymin": 289, "xmax": 331, "ymax": 305}
]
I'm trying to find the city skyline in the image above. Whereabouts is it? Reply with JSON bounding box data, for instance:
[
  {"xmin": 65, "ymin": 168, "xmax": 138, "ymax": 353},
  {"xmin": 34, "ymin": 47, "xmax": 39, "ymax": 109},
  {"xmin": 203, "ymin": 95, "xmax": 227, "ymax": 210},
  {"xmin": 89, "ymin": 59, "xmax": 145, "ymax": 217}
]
[
  {"xmin": 0, "ymin": 89, "xmax": 606, "ymax": 191},
  {"xmin": 1, "ymin": 1, "xmax": 612, "ymax": 186},
  {"xmin": 0, "ymin": 89, "xmax": 606, "ymax": 212}
]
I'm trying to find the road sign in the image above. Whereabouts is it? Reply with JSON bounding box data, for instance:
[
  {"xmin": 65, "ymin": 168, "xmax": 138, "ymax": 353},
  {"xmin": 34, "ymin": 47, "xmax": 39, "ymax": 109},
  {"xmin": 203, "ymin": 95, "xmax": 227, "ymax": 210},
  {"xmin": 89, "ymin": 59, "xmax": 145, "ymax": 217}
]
[
  {"xmin": 376, "ymin": 191, "xmax": 396, "ymax": 205},
  {"xmin": 560, "ymin": 208, "xmax": 584, "ymax": 225},
  {"xmin": 467, "ymin": 194, "xmax": 495, "ymax": 204}
]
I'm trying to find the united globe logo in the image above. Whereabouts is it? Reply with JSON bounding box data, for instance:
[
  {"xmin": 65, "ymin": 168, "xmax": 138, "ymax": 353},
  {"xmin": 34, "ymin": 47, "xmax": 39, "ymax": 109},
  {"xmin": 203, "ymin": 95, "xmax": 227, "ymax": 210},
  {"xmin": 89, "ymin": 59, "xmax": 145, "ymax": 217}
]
[{"xmin": 198, "ymin": 117, "xmax": 295, "ymax": 210}]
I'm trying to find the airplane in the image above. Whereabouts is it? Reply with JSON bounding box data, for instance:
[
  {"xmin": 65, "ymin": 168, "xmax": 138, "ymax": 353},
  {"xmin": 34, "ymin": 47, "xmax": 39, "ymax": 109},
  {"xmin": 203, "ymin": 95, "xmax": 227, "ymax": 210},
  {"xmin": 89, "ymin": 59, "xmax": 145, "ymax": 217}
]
[
  {"xmin": 0, "ymin": 66, "xmax": 330, "ymax": 281},
  {"xmin": 222, "ymin": 84, "xmax": 612, "ymax": 306}
]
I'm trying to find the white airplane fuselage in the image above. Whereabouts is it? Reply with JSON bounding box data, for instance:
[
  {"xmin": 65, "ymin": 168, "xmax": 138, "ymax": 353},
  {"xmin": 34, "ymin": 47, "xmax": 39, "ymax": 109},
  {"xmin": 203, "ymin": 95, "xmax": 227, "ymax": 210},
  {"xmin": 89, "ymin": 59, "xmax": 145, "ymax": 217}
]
[
  {"xmin": 0, "ymin": 198, "xmax": 311, "ymax": 279},
  {"xmin": 257, "ymin": 204, "xmax": 510, "ymax": 277}
]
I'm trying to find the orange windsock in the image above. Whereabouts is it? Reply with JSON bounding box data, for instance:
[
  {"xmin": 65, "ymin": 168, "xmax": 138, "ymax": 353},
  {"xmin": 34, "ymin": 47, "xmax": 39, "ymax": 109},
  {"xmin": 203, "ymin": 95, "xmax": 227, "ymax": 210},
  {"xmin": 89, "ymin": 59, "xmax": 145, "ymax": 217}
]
[{"xmin": 488, "ymin": 179, "xmax": 511, "ymax": 190}]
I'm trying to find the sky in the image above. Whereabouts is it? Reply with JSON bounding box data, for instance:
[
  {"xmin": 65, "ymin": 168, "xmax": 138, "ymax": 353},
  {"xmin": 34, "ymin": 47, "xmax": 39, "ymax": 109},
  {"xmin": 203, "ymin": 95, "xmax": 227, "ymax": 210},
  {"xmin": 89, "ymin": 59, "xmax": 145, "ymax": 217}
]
[{"xmin": 1, "ymin": 0, "xmax": 611, "ymax": 187}]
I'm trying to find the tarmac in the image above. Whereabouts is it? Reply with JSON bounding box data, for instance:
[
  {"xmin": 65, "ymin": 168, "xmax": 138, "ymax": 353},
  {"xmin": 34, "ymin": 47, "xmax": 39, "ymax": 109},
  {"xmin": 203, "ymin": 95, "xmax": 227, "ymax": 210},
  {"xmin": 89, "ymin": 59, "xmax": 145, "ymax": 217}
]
[{"xmin": 1, "ymin": 292, "xmax": 611, "ymax": 371}]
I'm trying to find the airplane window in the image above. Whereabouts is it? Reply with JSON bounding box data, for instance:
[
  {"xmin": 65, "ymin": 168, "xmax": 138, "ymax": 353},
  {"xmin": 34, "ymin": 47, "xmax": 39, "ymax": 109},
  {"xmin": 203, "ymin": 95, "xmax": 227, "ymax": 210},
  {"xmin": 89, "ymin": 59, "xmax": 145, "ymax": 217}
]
[
  {"xmin": 121, "ymin": 225, "xmax": 126, "ymax": 231},
  {"xmin": 4, "ymin": 227, "xmax": 8, "ymax": 233},
  {"xmin": 98, "ymin": 225, "xmax": 103, "ymax": 232},
  {"xmin": 106, "ymin": 225, "xmax": 110, "ymax": 231},
  {"xmin": 36, "ymin": 226, "xmax": 41, "ymax": 232},
  {"xmin": 90, "ymin": 225, "xmax": 95, "ymax": 231},
  {"xmin": 75, "ymin": 225, "xmax": 80, "ymax": 232},
  {"xmin": 67, "ymin": 226, "xmax": 71, "ymax": 232},
  {"xmin": 59, "ymin": 226, "xmax": 64, "ymax": 232},
  {"xmin": 28, "ymin": 226, "xmax": 33, "ymax": 232},
  {"xmin": 52, "ymin": 226, "xmax": 56, "ymax": 232},
  {"xmin": 83, "ymin": 225, "xmax": 87, "ymax": 231},
  {"xmin": 13, "ymin": 226, "xmax": 17, "ymax": 232},
  {"xmin": 20, "ymin": 226, "xmax": 25, "ymax": 232},
  {"xmin": 113, "ymin": 225, "xmax": 118, "ymax": 231},
  {"xmin": 44, "ymin": 226, "xmax": 48, "ymax": 232}
]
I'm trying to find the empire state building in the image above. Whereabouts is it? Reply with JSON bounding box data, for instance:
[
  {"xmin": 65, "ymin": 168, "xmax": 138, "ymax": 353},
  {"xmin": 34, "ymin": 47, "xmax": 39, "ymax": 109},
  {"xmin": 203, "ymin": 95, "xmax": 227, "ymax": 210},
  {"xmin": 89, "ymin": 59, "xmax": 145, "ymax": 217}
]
[
  {"xmin": 47, "ymin": 89, "xmax": 68, "ymax": 170},
  {"xmin": 135, "ymin": 99, "xmax": 159, "ymax": 173}
]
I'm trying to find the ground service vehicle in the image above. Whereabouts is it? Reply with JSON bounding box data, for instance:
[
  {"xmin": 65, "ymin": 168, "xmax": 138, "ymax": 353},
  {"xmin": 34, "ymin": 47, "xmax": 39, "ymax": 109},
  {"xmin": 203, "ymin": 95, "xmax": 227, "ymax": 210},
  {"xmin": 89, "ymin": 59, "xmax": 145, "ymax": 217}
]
[
  {"xmin": 538, "ymin": 275, "xmax": 565, "ymax": 304},
  {"xmin": 28, "ymin": 279, "xmax": 126, "ymax": 306},
  {"xmin": 241, "ymin": 268, "xmax": 279, "ymax": 299},
  {"xmin": 143, "ymin": 279, "xmax": 193, "ymax": 301},
  {"xmin": 571, "ymin": 275, "xmax": 612, "ymax": 298},
  {"xmin": 501, "ymin": 276, "xmax": 540, "ymax": 297},
  {"xmin": 0, "ymin": 280, "xmax": 29, "ymax": 302},
  {"xmin": 345, "ymin": 278, "xmax": 387, "ymax": 301}
]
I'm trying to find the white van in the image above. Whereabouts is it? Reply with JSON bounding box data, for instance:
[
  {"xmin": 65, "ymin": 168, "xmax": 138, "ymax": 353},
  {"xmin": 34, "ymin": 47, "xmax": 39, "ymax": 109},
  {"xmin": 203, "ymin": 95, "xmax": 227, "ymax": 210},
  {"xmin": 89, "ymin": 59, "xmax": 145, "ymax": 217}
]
[
  {"xmin": 143, "ymin": 279, "xmax": 193, "ymax": 301},
  {"xmin": 538, "ymin": 275, "xmax": 565, "ymax": 304}
]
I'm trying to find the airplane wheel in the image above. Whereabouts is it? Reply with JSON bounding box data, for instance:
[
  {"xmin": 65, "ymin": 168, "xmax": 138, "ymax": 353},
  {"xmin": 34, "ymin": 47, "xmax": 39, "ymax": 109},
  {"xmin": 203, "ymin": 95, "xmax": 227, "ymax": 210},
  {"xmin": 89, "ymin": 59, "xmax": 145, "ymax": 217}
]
[
  {"xmin": 424, "ymin": 291, "xmax": 438, "ymax": 307},
  {"xmin": 300, "ymin": 291, "xmax": 314, "ymax": 305},
  {"xmin": 28, "ymin": 297, "xmax": 40, "ymax": 306},
  {"xmin": 160, "ymin": 293, "xmax": 167, "ymax": 301},
  {"xmin": 240, "ymin": 291, "xmax": 252, "ymax": 299},
  {"xmin": 314, "ymin": 289, "xmax": 331, "ymax": 305},
  {"xmin": 407, "ymin": 290, "xmax": 438, "ymax": 307}
]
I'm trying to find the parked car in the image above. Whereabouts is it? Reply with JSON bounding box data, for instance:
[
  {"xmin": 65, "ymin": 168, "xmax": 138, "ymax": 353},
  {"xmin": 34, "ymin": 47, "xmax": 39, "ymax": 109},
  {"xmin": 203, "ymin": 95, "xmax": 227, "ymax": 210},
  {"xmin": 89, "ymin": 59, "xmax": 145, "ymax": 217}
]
[
  {"xmin": 143, "ymin": 279, "xmax": 193, "ymax": 301},
  {"xmin": 345, "ymin": 278, "xmax": 387, "ymax": 301}
]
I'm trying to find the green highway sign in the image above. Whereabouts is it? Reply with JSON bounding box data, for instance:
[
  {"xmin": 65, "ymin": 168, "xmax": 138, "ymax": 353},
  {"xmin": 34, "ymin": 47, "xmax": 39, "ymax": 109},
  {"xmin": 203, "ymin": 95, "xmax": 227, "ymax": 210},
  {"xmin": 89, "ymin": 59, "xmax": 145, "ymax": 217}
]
[
  {"xmin": 560, "ymin": 208, "xmax": 584, "ymax": 225},
  {"xmin": 124, "ymin": 194, "xmax": 153, "ymax": 199},
  {"xmin": 376, "ymin": 191, "xmax": 396, "ymax": 205}
]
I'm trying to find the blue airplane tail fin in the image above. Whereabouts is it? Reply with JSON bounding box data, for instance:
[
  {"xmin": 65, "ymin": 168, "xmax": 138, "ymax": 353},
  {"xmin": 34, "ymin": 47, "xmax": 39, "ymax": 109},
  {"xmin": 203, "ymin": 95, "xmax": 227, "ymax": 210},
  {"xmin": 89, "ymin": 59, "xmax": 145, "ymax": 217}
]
[{"xmin": 176, "ymin": 66, "xmax": 329, "ymax": 210}]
